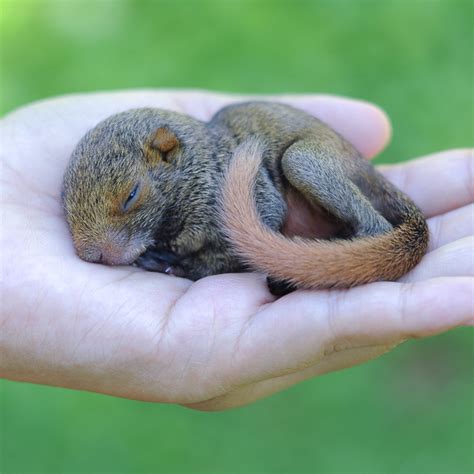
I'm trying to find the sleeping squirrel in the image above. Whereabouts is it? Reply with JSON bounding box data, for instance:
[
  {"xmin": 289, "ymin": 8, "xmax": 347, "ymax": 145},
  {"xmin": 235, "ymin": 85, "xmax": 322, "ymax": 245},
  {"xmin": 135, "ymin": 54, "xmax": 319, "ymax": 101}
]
[{"xmin": 62, "ymin": 101, "xmax": 428, "ymax": 295}]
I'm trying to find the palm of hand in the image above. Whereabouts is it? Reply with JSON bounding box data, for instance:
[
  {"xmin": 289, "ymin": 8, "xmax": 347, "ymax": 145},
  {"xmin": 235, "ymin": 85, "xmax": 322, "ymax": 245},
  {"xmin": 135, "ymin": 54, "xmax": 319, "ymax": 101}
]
[{"xmin": 1, "ymin": 91, "xmax": 472, "ymax": 410}]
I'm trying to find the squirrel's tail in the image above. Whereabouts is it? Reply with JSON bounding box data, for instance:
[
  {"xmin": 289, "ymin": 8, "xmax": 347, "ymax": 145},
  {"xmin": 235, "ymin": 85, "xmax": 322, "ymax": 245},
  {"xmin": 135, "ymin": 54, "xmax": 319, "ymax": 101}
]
[{"xmin": 221, "ymin": 139, "xmax": 429, "ymax": 289}]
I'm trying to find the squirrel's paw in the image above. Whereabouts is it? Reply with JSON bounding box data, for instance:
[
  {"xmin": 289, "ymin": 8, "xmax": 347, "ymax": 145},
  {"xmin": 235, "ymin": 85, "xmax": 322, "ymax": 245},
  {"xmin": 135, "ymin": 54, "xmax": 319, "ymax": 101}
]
[{"xmin": 134, "ymin": 249, "xmax": 187, "ymax": 278}]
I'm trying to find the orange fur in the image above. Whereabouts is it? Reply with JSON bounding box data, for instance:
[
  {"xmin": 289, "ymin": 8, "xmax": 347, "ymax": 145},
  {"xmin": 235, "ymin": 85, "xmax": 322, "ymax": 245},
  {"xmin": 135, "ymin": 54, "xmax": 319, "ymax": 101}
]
[{"xmin": 221, "ymin": 139, "xmax": 429, "ymax": 289}]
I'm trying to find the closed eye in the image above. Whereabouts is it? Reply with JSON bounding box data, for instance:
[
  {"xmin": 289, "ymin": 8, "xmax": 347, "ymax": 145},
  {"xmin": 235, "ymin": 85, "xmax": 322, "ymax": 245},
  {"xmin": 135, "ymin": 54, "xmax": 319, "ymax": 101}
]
[{"xmin": 122, "ymin": 183, "xmax": 141, "ymax": 212}]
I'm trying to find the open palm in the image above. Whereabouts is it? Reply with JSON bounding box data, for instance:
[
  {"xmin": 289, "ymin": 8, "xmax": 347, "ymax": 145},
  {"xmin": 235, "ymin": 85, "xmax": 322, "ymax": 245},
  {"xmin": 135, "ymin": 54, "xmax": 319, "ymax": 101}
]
[{"xmin": 1, "ymin": 90, "xmax": 472, "ymax": 410}]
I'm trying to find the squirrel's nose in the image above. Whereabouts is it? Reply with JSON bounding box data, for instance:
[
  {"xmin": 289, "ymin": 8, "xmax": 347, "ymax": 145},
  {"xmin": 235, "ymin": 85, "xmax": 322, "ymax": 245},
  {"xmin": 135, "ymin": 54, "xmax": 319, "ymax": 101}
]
[
  {"xmin": 86, "ymin": 250, "xmax": 124, "ymax": 265},
  {"xmin": 100, "ymin": 245, "xmax": 126, "ymax": 265},
  {"xmin": 75, "ymin": 231, "xmax": 135, "ymax": 265}
]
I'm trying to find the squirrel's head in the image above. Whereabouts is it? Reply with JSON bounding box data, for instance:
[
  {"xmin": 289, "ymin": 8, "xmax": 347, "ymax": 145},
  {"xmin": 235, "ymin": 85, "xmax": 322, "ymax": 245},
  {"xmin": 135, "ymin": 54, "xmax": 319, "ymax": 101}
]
[{"xmin": 62, "ymin": 108, "xmax": 210, "ymax": 266}]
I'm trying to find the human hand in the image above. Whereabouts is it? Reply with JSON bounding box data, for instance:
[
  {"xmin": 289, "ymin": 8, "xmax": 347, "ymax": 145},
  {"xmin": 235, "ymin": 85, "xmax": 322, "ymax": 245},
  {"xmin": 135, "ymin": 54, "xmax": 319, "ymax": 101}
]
[{"xmin": 1, "ymin": 90, "xmax": 472, "ymax": 410}]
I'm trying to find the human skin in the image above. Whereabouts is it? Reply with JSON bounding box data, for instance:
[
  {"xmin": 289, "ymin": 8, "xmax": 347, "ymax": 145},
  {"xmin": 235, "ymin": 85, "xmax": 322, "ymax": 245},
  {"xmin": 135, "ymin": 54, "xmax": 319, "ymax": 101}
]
[{"xmin": 0, "ymin": 90, "xmax": 472, "ymax": 411}]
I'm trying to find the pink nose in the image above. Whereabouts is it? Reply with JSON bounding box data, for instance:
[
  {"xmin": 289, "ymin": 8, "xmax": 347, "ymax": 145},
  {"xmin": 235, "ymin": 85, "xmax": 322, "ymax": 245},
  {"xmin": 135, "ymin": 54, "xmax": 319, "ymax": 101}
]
[
  {"xmin": 98, "ymin": 241, "xmax": 128, "ymax": 265},
  {"xmin": 77, "ymin": 241, "xmax": 128, "ymax": 265}
]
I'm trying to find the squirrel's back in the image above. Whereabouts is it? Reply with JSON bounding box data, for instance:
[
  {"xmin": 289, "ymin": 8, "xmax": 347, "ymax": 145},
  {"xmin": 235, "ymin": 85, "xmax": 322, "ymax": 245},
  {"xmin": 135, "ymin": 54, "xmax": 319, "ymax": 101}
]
[{"xmin": 218, "ymin": 104, "xmax": 429, "ymax": 290}]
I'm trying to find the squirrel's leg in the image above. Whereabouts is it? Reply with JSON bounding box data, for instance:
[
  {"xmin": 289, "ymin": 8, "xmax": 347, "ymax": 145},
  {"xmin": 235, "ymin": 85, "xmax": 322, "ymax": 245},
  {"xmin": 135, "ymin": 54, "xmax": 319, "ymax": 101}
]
[
  {"xmin": 281, "ymin": 140, "xmax": 392, "ymax": 238},
  {"xmin": 265, "ymin": 140, "xmax": 393, "ymax": 296}
]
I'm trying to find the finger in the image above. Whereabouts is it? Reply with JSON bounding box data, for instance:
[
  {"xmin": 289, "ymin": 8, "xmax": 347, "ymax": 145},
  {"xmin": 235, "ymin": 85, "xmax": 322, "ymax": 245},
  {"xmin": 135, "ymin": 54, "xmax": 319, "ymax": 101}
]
[
  {"xmin": 402, "ymin": 237, "xmax": 474, "ymax": 282},
  {"xmin": 187, "ymin": 343, "xmax": 395, "ymax": 411},
  {"xmin": 378, "ymin": 149, "xmax": 474, "ymax": 217},
  {"xmin": 228, "ymin": 277, "xmax": 473, "ymax": 387},
  {"xmin": 427, "ymin": 204, "xmax": 474, "ymax": 251}
]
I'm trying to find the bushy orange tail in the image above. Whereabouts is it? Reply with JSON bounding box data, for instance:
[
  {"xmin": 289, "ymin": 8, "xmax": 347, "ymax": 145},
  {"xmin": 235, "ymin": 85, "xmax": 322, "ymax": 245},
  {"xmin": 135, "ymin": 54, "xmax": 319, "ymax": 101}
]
[{"xmin": 221, "ymin": 139, "xmax": 429, "ymax": 289}]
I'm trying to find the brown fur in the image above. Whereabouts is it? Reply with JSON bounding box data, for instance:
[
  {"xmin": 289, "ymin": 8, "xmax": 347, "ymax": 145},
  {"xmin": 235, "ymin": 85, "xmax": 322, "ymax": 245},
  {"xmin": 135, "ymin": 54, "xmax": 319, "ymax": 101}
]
[{"xmin": 221, "ymin": 139, "xmax": 428, "ymax": 289}]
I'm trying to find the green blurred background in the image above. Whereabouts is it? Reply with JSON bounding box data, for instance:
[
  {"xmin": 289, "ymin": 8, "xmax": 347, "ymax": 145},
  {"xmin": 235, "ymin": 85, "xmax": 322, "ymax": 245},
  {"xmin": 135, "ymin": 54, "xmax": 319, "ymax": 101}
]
[{"xmin": 0, "ymin": 0, "xmax": 472, "ymax": 473}]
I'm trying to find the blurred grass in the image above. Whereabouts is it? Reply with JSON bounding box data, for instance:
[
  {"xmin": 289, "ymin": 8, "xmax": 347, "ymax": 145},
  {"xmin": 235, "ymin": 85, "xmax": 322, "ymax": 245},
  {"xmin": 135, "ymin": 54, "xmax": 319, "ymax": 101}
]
[{"xmin": 0, "ymin": 0, "xmax": 473, "ymax": 473}]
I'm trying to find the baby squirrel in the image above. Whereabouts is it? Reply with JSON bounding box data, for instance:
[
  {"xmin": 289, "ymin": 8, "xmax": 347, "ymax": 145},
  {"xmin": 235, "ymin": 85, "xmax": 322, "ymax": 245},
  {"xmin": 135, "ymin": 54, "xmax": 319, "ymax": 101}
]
[{"xmin": 62, "ymin": 101, "xmax": 429, "ymax": 295}]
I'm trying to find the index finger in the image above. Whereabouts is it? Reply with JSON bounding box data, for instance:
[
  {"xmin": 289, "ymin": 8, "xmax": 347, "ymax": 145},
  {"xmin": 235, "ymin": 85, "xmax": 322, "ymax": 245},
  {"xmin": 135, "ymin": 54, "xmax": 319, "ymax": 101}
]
[{"xmin": 379, "ymin": 149, "xmax": 473, "ymax": 217}]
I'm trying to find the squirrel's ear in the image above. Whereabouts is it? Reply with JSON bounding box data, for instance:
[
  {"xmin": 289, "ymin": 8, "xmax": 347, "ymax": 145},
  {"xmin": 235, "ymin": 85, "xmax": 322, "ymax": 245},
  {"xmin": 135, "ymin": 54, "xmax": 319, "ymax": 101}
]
[{"xmin": 145, "ymin": 127, "xmax": 179, "ymax": 164}]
